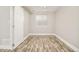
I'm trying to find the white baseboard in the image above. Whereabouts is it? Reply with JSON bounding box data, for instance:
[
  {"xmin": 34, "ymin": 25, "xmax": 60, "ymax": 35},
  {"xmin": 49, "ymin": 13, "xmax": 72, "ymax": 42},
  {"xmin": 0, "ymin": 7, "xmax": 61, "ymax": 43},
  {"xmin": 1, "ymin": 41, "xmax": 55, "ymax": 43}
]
[
  {"xmin": 29, "ymin": 33, "xmax": 55, "ymax": 35},
  {"xmin": 13, "ymin": 34, "xmax": 30, "ymax": 49},
  {"xmin": 54, "ymin": 34, "xmax": 79, "ymax": 52}
]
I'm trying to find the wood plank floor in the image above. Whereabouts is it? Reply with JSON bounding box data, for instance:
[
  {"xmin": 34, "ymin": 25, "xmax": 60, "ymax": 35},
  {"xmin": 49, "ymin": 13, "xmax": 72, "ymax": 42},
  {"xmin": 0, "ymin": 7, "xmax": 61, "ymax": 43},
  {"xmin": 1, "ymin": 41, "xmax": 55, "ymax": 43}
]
[{"xmin": 15, "ymin": 35, "xmax": 74, "ymax": 52}]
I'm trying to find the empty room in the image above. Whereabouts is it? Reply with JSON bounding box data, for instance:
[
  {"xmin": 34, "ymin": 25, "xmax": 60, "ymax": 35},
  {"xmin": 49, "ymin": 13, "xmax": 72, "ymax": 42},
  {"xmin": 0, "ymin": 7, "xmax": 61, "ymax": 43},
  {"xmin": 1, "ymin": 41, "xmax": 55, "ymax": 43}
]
[{"xmin": 0, "ymin": 6, "xmax": 79, "ymax": 52}]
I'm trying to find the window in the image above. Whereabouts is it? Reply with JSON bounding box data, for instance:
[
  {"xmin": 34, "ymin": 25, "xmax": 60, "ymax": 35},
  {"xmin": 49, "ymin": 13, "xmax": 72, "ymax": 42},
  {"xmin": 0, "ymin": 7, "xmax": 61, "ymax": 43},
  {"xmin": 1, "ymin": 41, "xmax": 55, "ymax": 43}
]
[{"xmin": 36, "ymin": 15, "xmax": 48, "ymax": 26}]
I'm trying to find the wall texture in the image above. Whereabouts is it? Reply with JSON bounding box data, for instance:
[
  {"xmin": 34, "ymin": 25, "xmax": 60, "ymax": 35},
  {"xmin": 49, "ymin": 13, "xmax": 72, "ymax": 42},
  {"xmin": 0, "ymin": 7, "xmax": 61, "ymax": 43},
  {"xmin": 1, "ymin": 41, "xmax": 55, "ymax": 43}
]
[
  {"xmin": 30, "ymin": 13, "xmax": 55, "ymax": 34},
  {"xmin": 56, "ymin": 7, "xmax": 79, "ymax": 49},
  {"xmin": 0, "ymin": 7, "xmax": 11, "ymax": 48},
  {"xmin": 0, "ymin": 7, "xmax": 10, "ymax": 39},
  {"xmin": 24, "ymin": 8, "xmax": 30, "ymax": 37}
]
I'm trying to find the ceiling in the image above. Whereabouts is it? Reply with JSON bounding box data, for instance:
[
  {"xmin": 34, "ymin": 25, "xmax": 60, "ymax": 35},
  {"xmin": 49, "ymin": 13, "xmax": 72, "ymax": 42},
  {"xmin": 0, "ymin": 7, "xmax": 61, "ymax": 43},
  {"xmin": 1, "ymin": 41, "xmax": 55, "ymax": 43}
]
[{"xmin": 24, "ymin": 6, "xmax": 60, "ymax": 14}]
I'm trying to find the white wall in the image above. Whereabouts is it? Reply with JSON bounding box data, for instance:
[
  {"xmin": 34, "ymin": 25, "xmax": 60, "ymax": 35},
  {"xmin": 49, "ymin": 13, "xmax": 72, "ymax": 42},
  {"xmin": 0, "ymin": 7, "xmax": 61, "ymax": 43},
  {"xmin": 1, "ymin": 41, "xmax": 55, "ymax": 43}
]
[
  {"xmin": 0, "ymin": 7, "xmax": 11, "ymax": 49},
  {"xmin": 24, "ymin": 8, "xmax": 30, "ymax": 38},
  {"xmin": 30, "ymin": 13, "xmax": 55, "ymax": 34},
  {"xmin": 56, "ymin": 7, "xmax": 79, "ymax": 50},
  {"xmin": 14, "ymin": 7, "xmax": 24, "ymax": 48}
]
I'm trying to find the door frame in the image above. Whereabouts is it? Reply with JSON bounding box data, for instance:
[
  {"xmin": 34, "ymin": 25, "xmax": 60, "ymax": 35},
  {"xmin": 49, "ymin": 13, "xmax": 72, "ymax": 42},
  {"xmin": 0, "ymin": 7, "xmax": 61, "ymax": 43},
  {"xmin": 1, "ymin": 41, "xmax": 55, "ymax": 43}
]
[{"xmin": 10, "ymin": 6, "xmax": 14, "ymax": 50}]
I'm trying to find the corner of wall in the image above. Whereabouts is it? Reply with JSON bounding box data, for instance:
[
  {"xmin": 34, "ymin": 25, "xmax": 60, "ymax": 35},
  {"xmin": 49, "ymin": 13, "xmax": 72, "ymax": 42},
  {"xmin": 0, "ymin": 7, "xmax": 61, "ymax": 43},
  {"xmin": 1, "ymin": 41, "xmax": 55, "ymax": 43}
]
[{"xmin": 54, "ymin": 34, "xmax": 79, "ymax": 52}]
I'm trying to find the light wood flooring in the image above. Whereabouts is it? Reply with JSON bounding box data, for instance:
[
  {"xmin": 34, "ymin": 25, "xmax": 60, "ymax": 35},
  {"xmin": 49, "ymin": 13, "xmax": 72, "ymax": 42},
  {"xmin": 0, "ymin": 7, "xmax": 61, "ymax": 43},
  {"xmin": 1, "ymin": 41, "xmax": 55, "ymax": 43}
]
[{"xmin": 14, "ymin": 35, "xmax": 74, "ymax": 52}]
